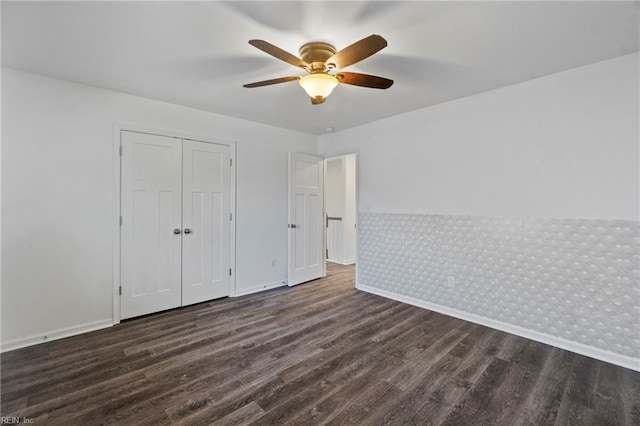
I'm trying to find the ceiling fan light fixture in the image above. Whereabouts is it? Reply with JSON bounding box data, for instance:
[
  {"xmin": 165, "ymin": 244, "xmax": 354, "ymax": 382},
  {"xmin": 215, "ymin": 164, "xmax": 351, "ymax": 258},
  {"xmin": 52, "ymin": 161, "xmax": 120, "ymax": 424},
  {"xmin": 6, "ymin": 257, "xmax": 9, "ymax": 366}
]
[
  {"xmin": 243, "ymin": 35, "xmax": 393, "ymax": 103},
  {"xmin": 299, "ymin": 73, "xmax": 339, "ymax": 99}
]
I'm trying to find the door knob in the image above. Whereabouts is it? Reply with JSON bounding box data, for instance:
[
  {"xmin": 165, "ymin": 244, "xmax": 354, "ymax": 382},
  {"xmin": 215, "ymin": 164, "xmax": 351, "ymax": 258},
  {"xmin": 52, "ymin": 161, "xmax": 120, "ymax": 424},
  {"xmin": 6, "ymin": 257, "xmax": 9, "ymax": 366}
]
[
  {"xmin": 184, "ymin": 228, "xmax": 192, "ymax": 234},
  {"xmin": 288, "ymin": 224, "xmax": 297, "ymax": 229},
  {"xmin": 173, "ymin": 228, "xmax": 181, "ymax": 234}
]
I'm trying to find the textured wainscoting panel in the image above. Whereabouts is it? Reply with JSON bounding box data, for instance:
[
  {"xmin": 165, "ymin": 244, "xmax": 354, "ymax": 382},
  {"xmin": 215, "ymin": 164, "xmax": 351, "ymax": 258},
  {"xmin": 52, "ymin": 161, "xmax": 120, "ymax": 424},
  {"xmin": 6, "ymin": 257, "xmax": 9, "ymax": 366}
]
[{"xmin": 359, "ymin": 212, "xmax": 640, "ymax": 358}]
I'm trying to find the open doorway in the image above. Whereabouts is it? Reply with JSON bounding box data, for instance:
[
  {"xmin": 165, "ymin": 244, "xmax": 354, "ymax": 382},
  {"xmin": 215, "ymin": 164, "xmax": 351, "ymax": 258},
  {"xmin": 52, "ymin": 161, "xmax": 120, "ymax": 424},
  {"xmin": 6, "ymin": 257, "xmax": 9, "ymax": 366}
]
[{"xmin": 324, "ymin": 153, "xmax": 356, "ymax": 279}]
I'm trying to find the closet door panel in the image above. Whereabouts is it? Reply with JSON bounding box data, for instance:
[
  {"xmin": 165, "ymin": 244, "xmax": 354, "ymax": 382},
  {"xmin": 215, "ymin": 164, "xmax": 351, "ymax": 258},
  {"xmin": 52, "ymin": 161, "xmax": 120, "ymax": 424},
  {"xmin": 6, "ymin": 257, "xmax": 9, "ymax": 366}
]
[
  {"xmin": 121, "ymin": 131, "xmax": 182, "ymax": 319},
  {"xmin": 182, "ymin": 140, "xmax": 231, "ymax": 305}
]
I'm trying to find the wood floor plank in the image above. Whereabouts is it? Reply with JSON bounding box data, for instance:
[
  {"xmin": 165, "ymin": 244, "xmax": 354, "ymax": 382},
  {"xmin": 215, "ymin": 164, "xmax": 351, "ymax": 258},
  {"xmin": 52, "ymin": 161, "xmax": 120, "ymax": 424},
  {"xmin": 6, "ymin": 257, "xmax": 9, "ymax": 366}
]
[
  {"xmin": 10, "ymin": 373, "xmax": 151, "ymax": 420},
  {"xmin": 324, "ymin": 379, "xmax": 404, "ymax": 425},
  {"xmin": 374, "ymin": 329, "xmax": 500, "ymax": 425},
  {"xmin": 517, "ymin": 347, "xmax": 576, "ymax": 426},
  {"xmin": 385, "ymin": 322, "xmax": 473, "ymax": 391},
  {"xmin": 624, "ymin": 367, "xmax": 640, "ymax": 425},
  {"xmin": 257, "ymin": 345, "xmax": 404, "ymax": 425},
  {"xmin": 592, "ymin": 362, "xmax": 631, "ymax": 426},
  {"xmin": 68, "ymin": 319, "xmax": 335, "ymax": 425},
  {"xmin": 439, "ymin": 356, "xmax": 511, "ymax": 425},
  {"xmin": 410, "ymin": 328, "xmax": 512, "ymax": 426},
  {"xmin": 212, "ymin": 401, "xmax": 265, "ymax": 426},
  {"xmin": 1, "ymin": 263, "xmax": 638, "ymax": 425},
  {"xmin": 474, "ymin": 340, "xmax": 553, "ymax": 425},
  {"xmin": 284, "ymin": 351, "xmax": 405, "ymax": 425}
]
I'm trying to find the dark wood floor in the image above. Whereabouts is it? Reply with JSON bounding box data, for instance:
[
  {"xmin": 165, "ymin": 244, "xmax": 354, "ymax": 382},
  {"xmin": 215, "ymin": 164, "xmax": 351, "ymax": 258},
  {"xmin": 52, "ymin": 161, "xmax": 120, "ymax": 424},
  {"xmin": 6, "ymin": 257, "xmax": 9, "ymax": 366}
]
[{"xmin": 1, "ymin": 263, "xmax": 638, "ymax": 425}]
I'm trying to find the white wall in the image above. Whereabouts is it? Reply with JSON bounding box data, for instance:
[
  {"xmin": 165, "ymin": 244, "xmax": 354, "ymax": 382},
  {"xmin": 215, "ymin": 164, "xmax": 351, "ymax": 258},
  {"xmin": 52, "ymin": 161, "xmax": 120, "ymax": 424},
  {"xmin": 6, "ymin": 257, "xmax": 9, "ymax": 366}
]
[
  {"xmin": 325, "ymin": 159, "xmax": 344, "ymax": 218},
  {"xmin": 1, "ymin": 68, "xmax": 317, "ymax": 348},
  {"xmin": 319, "ymin": 53, "xmax": 639, "ymax": 221},
  {"xmin": 319, "ymin": 53, "xmax": 640, "ymax": 368},
  {"xmin": 343, "ymin": 154, "xmax": 356, "ymax": 263}
]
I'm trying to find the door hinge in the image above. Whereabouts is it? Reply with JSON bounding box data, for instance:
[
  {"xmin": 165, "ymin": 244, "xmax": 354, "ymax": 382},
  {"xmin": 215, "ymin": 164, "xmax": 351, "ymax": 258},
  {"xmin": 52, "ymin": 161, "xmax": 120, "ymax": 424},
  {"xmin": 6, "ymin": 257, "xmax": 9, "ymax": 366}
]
[
  {"xmin": 119, "ymin": 216, "xmax": 123, "ymax": 226},
  {"xmin": 119, "ymin": 286, "xmax": 122, "ymax": 296},
  {"xmin": 119, "ymin": 145, "xmax": 123, "ymax": 156},
  {"xmin": 230, "ymin": 213, "xmax": 232, "ymax": 221},
  {"xmin": 230, "ymin": 158, "xmax": 232, "ymax": 166},
  {"xmin": 229, "ymin": 268, "xmax": 232, "ymax": 276}
]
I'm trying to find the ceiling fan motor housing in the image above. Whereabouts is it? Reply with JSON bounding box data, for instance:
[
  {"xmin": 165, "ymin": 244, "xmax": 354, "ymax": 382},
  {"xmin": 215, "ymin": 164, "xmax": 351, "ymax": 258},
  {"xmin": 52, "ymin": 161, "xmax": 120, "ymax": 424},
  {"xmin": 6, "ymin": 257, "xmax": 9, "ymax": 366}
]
[{"xmin": 299, "ymin": 42, "xmax": 337, "ymax": 72}]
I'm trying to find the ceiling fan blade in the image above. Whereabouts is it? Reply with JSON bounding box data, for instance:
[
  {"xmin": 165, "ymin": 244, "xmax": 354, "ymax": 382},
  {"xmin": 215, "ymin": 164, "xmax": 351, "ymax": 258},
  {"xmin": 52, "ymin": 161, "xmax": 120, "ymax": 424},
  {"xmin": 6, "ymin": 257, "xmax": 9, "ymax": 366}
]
[
  {"xmin": 310, "ymin": 96, "xmax": 326, "ymax": 105},
  {"xmin": 243, "ymin": 76, "xmax": 300, "ymax": 88},
  {"xmin": 325, "ymin": 34, "xmax": 387, "ymax": 69},
  {"xmin": 248, "ymin": 40, "xmax": 308, "ymax": 69},
  {"xmin": 336, "ymin": 72, "xmax": 393, "ymax": 89}
]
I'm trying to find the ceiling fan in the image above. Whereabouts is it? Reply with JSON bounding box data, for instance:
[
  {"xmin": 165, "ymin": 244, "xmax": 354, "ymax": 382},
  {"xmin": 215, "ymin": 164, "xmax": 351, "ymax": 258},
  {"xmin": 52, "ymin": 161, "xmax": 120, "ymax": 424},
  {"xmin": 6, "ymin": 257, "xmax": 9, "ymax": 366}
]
[{"xmin": 243, "ymin": 34, "xmax": 393, "ymax": 105}]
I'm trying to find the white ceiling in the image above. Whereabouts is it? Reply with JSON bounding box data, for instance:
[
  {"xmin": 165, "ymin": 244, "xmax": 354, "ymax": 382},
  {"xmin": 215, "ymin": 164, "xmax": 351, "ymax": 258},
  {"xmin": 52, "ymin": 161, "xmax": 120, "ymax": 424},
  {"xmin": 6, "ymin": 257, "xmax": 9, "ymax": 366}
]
[{"xmin": 2, "ymin": 1, "xmax": 638, "ymax": 135}]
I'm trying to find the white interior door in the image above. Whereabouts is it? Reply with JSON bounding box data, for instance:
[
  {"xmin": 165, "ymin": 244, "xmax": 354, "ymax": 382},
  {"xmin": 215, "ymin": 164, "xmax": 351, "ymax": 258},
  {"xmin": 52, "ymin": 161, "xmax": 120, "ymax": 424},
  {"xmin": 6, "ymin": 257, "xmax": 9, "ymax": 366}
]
[
  {"xmin": 288, "ymin": 153, "xmax": 324, "ymax": 286},
  {"xmin": 182, "ymin": 140, "xmax": 231, "ymax": 305},
  {"xmin": 121, "ymin": 131, "xmax": 183, "ymax": 319}
]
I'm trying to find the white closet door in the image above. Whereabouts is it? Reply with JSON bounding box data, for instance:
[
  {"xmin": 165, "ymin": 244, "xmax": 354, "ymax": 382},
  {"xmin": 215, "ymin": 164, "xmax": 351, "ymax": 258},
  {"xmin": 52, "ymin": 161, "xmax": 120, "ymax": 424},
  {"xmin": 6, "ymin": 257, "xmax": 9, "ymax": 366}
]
[
  {"xmin": 288, "ymin": 152, "xmax": 324, "ymax": 286},
  {"xmin": 182, "ymin": 140, "xmax": 231, "ymax": 305},
  {"xmin": 121, "ymin": 131, "xmax": 183, "ymax": 319}
]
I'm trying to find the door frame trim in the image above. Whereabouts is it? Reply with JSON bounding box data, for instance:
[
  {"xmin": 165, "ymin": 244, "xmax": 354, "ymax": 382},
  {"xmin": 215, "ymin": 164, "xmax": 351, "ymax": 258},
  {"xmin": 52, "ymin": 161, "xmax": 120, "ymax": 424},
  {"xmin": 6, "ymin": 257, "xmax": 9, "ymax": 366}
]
[{"xmin": 112, "ymin": 122, "xmax": 237, "ymax": 324}]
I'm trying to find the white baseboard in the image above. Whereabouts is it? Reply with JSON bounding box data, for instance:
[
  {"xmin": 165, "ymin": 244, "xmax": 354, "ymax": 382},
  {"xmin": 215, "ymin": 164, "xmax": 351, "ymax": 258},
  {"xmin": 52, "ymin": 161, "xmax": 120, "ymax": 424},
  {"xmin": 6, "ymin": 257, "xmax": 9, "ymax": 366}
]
[
  {"xmin": 233, "ymin": 280, "xmax": 287, "ymax": 297},
  {"xmin": 1, "ymin": 319, "xmax": 114, "ymax": 353},
  {"xmin": 357, "ymin": 283, "xmax": 640, "ymax": 372},
  {"xmin": 327, "ymin": 259, "xmax": 355, "ymax": 265}
]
